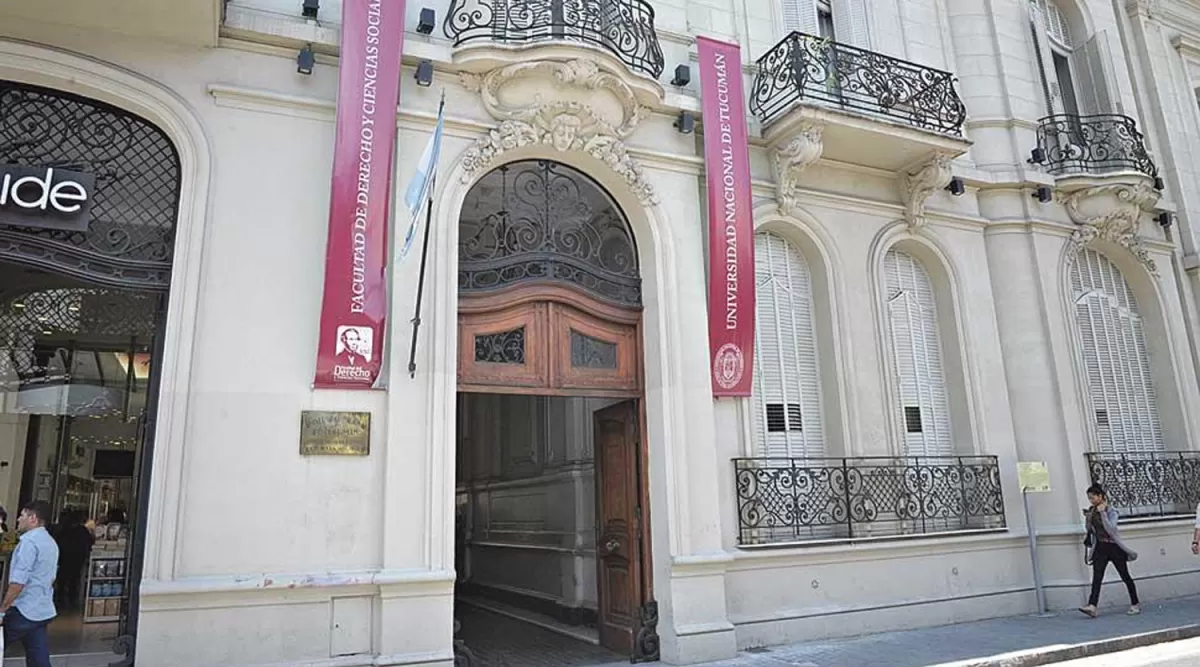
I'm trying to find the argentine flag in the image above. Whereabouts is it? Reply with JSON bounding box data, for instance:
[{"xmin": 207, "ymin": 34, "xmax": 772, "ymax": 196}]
[{"xmin": 398, "ymin": 100, "xmax": 445, "ymax": 261}]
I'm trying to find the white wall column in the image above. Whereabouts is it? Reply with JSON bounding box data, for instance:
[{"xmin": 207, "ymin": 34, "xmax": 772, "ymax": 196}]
[{"xmin": 983, "ymin": 224, "xmax": 1083, "ymax": 524}]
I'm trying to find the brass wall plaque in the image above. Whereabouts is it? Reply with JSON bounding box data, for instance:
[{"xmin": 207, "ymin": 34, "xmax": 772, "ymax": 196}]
[{"xmin": 299, "ymin": 411, "xmax": 371, "ymax": 456}]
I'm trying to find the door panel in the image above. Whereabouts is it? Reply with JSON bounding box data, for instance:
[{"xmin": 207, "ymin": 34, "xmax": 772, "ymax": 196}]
[
  {"xmin": 594, "ymin": 400, "xmax": 642, "ymax": 656},
  {"xmin": 458, "ymin": 287, "xmax": 641, "ymax": 397},
  {"xmin": 552, "ymin": 304, "xmax": 639, "ymax": 392},
  {"xmin": 457, "ymin": 302, "xmax": 549, "ymax": 389}
]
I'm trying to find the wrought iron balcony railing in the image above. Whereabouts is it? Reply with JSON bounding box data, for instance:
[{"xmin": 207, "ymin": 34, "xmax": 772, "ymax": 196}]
[
  {"xmin": 734, "ymin": 455, "xmax": 1005, "ymax": 546},
  {"xmin": 749, "ymin": 32, "xmax": 967, "ymax": 135},
  {"xmin": 443, "ymin": 0, "xmax": 665, "ymax": 79},
  {"xmin": 1035, "ymin": 114, "xmax": 1158, "ymax": 178},
  {"xmin": 1085, "ymin": 451, "xmax": 1200, "ymax": 519}
]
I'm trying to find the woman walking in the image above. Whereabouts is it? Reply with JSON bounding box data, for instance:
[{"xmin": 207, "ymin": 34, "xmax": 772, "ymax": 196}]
[{"xmin": 1080, "ymin": 484, "xmax": 1140, "ymax": 617}]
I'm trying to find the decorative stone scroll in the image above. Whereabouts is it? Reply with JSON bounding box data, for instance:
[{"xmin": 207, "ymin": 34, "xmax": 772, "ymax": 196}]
[
  {"xmin": 772, "ymin": 122, "xmax": 824, "ymax": 216},
  {"xmin": 1061, "ymin": 182, "xmax": 1161, "ymax": 275},
  {"xmin": 459, "ymin": 59, "xmax": 658, "ymax": 205},
  {"xmin": 902, "ymin": 153, "xmax": 953, "ymax": 228}
]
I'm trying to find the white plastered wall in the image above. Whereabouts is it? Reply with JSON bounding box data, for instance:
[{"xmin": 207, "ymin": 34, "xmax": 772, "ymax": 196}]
[
  {"xmin": 0, "ymin": 25, "xmax": 401, "ymax": 667},
  {"xmin": 4, "ymin": 0, "xmax": 1200, "ymax": 663}
]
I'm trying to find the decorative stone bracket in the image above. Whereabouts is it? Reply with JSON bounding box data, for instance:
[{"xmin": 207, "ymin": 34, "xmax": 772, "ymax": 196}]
[
  {"xmin": 772, "ymin": 122, "xmax": 824, "ymax": 217},
  {"xmin": 901, "ymin": 154, "xmax": 953, "ymax": 229},
  {"xmin": 459, "ymin": 59, "xmax": 658, "ymax": 205},
  {"xmin": 1061, "ymin": 182, "xmax": 1161, "ymax": 275}
]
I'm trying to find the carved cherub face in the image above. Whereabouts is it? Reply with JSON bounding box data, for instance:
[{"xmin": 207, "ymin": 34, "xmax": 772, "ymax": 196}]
[{"xmin": 549, "ymin": 114, "xmax": 583, "ymax": 152}]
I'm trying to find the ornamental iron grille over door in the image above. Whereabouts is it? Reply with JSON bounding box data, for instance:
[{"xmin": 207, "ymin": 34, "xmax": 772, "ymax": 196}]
[
  {"xmin": 0, "ymin": 81, "xmax": 182, "ymax": 667},
  {"xmin": 459, "ymin": 160, "xmax": 642, "ymax": 308},
  {"xmin": 0, "ymin": 81, "xmax": 182, "ymax": 291}
]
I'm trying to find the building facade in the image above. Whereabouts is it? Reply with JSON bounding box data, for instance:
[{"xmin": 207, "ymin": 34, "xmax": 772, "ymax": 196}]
[{"xmin": 0, "ymin": 0, "xmax": 1198, "ymax": 665}]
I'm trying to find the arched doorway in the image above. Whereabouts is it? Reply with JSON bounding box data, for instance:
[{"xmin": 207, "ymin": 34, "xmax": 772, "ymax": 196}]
[
  {"xmin": 0, "ymin": 80, "xmax": 181, "ymax": 665},
  {"xmin": 453, "ymin": 160, "xmax": 658, "ymax": 664}
]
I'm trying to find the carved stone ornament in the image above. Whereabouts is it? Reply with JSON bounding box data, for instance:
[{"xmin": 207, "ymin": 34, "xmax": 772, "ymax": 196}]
[
  {"xmin": 1061, "ymin": 182, "xmax": 1161, "ymax": 275},
  {"xmin": 902, "ymin": 154, "xmax": 953, "ymax": 228},
  {"xmin": 1125, "ymin": 0, "xmax": 1160, "ymax": 18},
  {"xmin": 772, "ymin": 123, "xmax": 824, "ymax": 216},
  {"xmin": 459, "ymin": 59, "xmax": 658, "ymax": 205},
  {"xmin": 461, "ymin": 59, "xmax": 649, "ymax": 136}
]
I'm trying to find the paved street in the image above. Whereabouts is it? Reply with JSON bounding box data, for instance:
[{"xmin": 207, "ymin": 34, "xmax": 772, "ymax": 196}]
[{"xmin": 1051, "ymin": 637, "xmax": 1200, "ymax": 666}]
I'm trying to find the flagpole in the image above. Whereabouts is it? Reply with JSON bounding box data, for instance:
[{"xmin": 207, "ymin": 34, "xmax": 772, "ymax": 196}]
[{"xmin": 407, "ymin": 92, "xmax": 445, "ymax": 378}]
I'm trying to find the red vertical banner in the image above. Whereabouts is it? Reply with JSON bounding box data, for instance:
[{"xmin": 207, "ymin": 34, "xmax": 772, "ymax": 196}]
[
  {"xmin": 314, "ymin": 0, "xmax": 407, "ymax": 389},
  {"xmin": 697, "ymin": 37, "xmax": 756, "ymax": 397}
]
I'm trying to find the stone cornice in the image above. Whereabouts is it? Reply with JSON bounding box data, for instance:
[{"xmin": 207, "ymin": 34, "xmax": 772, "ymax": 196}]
[
  {"xmin": 1157, "ymin": 0, "xmax": 1200, "ymax": 26},
  {"xmin": 1175, "ymin": 33, "xmax": 1200, "ymax": 62},
  {"xmin": 1125, "ymin": 0, "xmax": 1161, "ymax": 19}
]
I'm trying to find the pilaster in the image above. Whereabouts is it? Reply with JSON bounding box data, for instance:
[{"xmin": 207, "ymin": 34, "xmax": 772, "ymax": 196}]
[{"xmin": 981, "ymin": 217, "xmax": 1083, "ymax": 529}]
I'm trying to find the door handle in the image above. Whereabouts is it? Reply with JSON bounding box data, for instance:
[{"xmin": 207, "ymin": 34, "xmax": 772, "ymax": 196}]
[{"xmin": 604, "ymin": 538, "xmax": 620, "ymax": 554}]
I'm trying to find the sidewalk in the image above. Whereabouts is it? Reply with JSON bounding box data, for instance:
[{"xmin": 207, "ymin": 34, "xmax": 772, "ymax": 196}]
[
  {"xmin": 2, "ymin": 653, "xmax": 113, "ymax": 667},
  {"xmin": 663, "ymin": 595, "xmax": 1200, "ymax": 667},
  {"xmin": 7, "ymin": 597, "xmax": 1200, "ymax": 667}
]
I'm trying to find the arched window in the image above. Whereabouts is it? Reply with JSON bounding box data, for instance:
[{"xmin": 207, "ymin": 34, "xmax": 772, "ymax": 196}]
[
  {"xmin": 1044, "ymin": 0, "xmax": 1071, "ymax": 46},
  {"xmin": 1070, "ymin": 249, "xmax": 1165, "ymax": 453},
  {"xmin": 884, "ymin": 249, "xmax": 953, "ymax": 457},
  {"xmin": 753, "ymin": 232, "xmax": 824, "ymax": 458},
  {"xmin": 1028, "ymin": 0, "xmax": 1114, "ymax": 117}
]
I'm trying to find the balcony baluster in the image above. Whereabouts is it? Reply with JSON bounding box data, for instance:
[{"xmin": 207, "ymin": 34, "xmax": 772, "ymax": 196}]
[
  {"xmin": 1035, "ymin": 114, "xmax": 1158, "ymax": 178},
  {"xmin": 443, "ymin": 0, "xmax": 665, "ymax": 80},
  {"xmin": 733, "ymin": 455, "xmax": 1005, "ymax": 547},
  {"xmin": 749, "ymin": 32, "xmax": 967, "ymax": 136},
  {"xmin": 1085, "ymin": 451, "xmax": 1200, "ymax": 519}
]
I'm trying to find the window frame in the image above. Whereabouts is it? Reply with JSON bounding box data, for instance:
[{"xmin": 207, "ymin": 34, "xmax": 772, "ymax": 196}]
[
  {"xmin": 882, "ymin": 248, "xmax": 956, "ymax": 458},
  {"xmin": 751, "ymin": 230, "xmax": 826, "ymax": 459},
  {"xmin": 1068, "ymin": 248, "xmax": 1167, "ymax": 455}
]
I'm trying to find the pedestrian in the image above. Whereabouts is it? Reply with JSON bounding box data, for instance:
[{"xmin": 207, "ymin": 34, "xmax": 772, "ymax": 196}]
[
  {"xmin": 55, "ymin": 509, "xmax": 94, "ymax": 610},
  {"xmin": 1079, "ymin": 484, "xmax": 1139, "ymax": 618},
  {"xmin": 0, "ymin": 501, "xmax": 60, "ymax": 666},
  {"xmin": 1191, "ymin": 500, "xmax": 1200, "ymax": 556}
]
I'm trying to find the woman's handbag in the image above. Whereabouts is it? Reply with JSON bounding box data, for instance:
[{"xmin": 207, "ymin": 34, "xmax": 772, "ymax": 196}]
[{"xmin": 1083, "ymin": 513, "xmax": 1095, "ymax": 565}]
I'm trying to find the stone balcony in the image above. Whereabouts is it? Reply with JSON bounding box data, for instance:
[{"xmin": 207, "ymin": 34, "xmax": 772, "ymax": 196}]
[
  {"xmin": 749, "ymin": 32, "xmax": 970, "ymax": 176},
  {"xmin": 442, "ymin": 0, "xmax": 665, "ymax": 100},
  {"xmin": 1032, "ymin": 113, "xmax": 1162, "ymax": 186},
  {"xmin": 749, "ymin": 32, "xmax": 972, "ymax": 224},
  {"xmin": 1030, "ymin": 114, "xmax": 1167, "ymax": 270}
]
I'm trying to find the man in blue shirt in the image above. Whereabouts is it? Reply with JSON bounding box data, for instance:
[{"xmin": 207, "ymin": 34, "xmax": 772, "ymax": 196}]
[{"xmin": 1, "ymin": 501, "xmax": 59, "ymax": 667}]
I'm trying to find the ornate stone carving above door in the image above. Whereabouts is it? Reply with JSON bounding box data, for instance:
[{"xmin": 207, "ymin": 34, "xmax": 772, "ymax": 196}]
[
  {"xmin": 459, "ymin": 60, "xmax": 658, "ymax": 205},
  {"xmin": 462, "ymin": 59, "xmax": 649, "ymax": 137}
]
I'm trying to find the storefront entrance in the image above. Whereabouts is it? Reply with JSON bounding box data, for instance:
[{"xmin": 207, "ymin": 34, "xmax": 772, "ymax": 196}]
[
  {"xmin": 453, "ymin": 160, "xmax": 657, "ymax": 665},
  {"xmin": 0, "ymin": 80, "xmax": 181, "ymax": 665}
]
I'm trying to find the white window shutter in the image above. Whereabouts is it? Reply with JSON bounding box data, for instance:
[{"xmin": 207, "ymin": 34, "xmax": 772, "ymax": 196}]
[
  {"xmin": 1070, "ymin": 249, "xmax": 1165, "ymax": 454},
  {"xmin": 752, "ymin": 232, "xmax": 825, "ymax": 459},
  {"xmin": 1074, "ymin": 31, "xmax": 1119, "ymax": 116},
  {"xmin": 1028, "ymin": 0, "xmax": 1062, "ymax": 115},
  {"xmin": 831, "ymin": 0, "xmax": 870, "ymax": 48},
  {"xmin": 884, "ymin": 250, "xmax": 953, "ymax": 457},
  {"xmin": 781, "ymin": 0, "xmax": 820, "ymax": 36},
  {"xmin": 1044, "ymin": 0, "xmax": 1071, "ymax": 46}
]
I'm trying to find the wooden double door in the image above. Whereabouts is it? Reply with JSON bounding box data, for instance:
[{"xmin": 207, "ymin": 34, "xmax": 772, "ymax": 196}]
[{"xmin": 458, "ymin": 287, "xmax": 658, "ymax": 661}]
